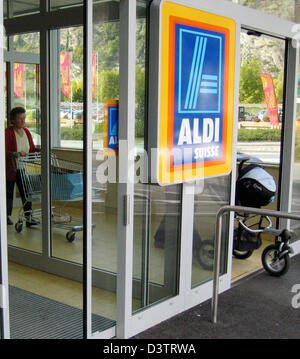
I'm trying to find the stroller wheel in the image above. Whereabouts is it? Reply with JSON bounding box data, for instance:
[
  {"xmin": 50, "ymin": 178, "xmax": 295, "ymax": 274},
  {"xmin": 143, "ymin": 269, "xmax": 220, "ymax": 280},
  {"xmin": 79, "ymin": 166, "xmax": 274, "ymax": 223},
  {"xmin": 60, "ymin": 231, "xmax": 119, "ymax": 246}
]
[
  {"xmin": 261, "ymin": 244, "xmax": 290, "ymax": 277},
  {"xmin": 15, "ymin": 221, "xmax": 23, "ymax": 233},
  {"xmin": 66, "ymin": 232, "xmax": 76, "ymax": 243},
  {"xmin": 196, "ymin": 240, "xmax": 214, "ymax": 271},
  {"xmin": 233, "ymin": 249, "xmax": 253, "ymax": 259}
]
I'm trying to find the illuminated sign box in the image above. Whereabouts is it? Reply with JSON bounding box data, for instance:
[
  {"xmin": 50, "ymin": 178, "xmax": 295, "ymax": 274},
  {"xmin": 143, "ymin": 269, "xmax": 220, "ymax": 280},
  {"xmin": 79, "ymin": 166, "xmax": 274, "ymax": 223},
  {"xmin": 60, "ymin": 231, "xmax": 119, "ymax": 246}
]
[
  {"xmin": 148, "ymin": 0, "xmax": 236, "ymax": 185},
  {"xmin": 104, "ymin": 100, "xmax": 119, "ymax": 156}
]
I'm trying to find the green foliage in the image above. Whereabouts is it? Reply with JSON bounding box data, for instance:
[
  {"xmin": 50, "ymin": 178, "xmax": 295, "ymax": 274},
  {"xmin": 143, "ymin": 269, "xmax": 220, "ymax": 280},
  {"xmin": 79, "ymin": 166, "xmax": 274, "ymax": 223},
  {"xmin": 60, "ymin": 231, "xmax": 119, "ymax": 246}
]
[
  {"xmin": 295, "ymin": 144, "xmax": 300, "ymax": 162},
  {"xmin": 61, "ymin": 125, "xmax": 83, "ymax": 140},
  {"xmin": 98, "ymin": 70, "xmax": 119, "ymax": 101},
  {"xmin": 238, "ymin": 128, "xmax": 281, "ymax": 141},
  {"xmin": 60, "ymin": 123, "xmax": 104, "ymax": 140},
  {"xmin": 239, "ymin": 59, "xmax": 264, "ymax": 104},
  {"xmin": 94, "ymin": 22, "xmax": 120, "ymax": 72},
  {"xmin": 94, "ymin": 122, "xmax": 103, "ymax": 133},
  {"xmin": 135, "ymin": 66, "xmax": 146, "ymax": 138},
  {"xmin": 295, "ymin": 130, "xmax": 300, "ymax": 162},
  {"xmin": 72, "ymin": 79, "xmax": 83, "ymax": 102},
  {"xmin": 274, "ymin": 71, "xmax": 284, "ymax": 104}
]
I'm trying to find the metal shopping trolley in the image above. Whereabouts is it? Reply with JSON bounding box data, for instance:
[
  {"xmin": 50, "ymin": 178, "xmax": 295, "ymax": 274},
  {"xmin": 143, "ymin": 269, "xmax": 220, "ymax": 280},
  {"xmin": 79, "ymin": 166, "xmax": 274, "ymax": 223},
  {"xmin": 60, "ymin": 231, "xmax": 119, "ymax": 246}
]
[{"xmin": 15, "ymin": 153, "xmax": 87, "ymax": 242}]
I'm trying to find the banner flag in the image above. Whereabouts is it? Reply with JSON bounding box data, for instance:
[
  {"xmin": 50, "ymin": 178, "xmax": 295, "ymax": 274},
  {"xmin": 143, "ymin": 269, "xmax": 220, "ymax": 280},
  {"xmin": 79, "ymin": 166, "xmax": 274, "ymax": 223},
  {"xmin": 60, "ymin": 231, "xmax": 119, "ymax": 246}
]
[
  {"xmin": 60, "ymin": 52, "xmax": 71, "ymax": 97},
  {"xmin": 92, "ymin": 52, "xmax": 97, "ymax": 99},
  {"xmin": 14, "ymin": 63, "xmax": 24, "ymax": 99},
  {"xmin": 260, "ymin": 74, "xmax": 279, "ymax": 127}
]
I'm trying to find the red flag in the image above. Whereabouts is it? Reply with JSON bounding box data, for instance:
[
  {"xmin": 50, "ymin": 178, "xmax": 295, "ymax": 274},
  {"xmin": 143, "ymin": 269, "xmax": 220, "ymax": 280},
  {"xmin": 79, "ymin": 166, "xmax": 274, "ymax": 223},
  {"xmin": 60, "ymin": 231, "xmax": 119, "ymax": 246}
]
[
  {"xmin": 14, "ymin": 63, "xmax": 24, "ymax": 99},
  {"xmin": 60, "ymin": 53, "xmax": 71, "ymax": 97},
  {"xmin": 92, "ymin": 52, "xmax": 97, "ymax": 99},
  {"xmin": 260, "ymin": 74, "xmax": 279, "ymax": 127}
]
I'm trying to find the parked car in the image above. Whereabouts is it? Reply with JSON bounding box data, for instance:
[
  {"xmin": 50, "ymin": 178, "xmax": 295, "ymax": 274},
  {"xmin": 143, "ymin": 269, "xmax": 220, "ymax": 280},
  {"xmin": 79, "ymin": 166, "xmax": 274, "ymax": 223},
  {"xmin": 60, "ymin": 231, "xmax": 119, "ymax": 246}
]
[{"xmin": 238, "ymin": 107, "xmax": 252, "ymax": 122}]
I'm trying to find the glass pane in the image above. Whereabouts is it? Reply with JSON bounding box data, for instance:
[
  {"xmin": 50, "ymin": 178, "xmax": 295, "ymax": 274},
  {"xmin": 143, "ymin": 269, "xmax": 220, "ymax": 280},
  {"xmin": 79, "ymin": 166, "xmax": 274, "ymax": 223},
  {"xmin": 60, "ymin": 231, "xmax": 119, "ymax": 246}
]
[
  {"xmin": 51, "ymin": 26, "xmax": 84, "ymax": 262},
  {"xmin": 227, "ymin": 0, "xmax": 296, "ymax": 22},
  {"xmin": 192, "ymin": 177, "xmax": 230, "ymax": 287},
  {"xmin": 7, "ymin": 63, "xmax": 42, "ymax": 254},
  {"xmin": 232, "ymin": 31, "xmax": 286, "ymax": 280},
  {"xmin": 51, "ymin": 0, "xmax": 83, "ymax": 10},
  {"xmin": 132, "ymin": 1, "xmax": 181, "ymax": 313},
  {"xmin": 13, "ymin": 1, "xmax": 40, "ymax": 17},
  {"xmin": 13, "ymin": 33, "xmax": 40, "ymax": 54},
  {"xmin": 90, "ymin": 0, "xmax": 120, "ymax": 334},
  {"xmin": 135, "ymin": 6, "xmax": 147, "ymax": 152},
  {"xmin": 291, "ymin": 55, "xmax": 300, "ymax": 240},
  {"xmin": 238, "ymin": 31, "xmax": 284, "ymax": 200},
  {"xmin": 4, "ymin": 0, "xmax": 7, "ymax": 19},
  {"xmin": 133, "ymin": 184, "xmax": 181, "ymax": 312}
]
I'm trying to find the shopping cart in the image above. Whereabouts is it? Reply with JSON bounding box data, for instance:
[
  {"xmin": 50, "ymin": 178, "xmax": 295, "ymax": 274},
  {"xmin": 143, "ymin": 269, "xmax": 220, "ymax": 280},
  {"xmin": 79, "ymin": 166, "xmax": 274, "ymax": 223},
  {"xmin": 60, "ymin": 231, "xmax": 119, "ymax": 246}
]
[{"xmin": 15, "ymin": 153, "xmax": 86, "ymax": 242}]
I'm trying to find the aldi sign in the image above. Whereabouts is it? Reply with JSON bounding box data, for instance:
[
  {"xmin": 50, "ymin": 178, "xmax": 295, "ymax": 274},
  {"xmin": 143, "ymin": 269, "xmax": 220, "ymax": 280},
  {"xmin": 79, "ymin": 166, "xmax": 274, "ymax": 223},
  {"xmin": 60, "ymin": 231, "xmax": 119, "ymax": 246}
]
[
  {"xmin": 149, "ymin": 1, "xmax": 236, "ymax": 184},
  {"xmin": 104, "ymin": 100, "xmax": 119, "ymax": 156}
]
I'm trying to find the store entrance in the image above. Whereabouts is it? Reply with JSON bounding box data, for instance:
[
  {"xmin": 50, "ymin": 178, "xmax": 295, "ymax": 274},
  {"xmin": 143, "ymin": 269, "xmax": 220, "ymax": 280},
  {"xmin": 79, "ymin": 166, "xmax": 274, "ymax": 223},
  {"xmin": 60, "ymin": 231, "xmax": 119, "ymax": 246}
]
[
  {"xmin": 231, "ymin": 29, "xmax": 286, "ymax": 283},
  {"xmin": 2, "ymin": 1, "xmax": 124, "ymax": 339}
]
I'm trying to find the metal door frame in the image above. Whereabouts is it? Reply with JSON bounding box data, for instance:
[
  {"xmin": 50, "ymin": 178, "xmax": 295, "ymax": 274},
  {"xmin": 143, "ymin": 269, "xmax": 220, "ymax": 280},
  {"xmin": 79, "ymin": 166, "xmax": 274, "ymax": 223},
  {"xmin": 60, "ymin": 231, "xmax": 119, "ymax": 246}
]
[{"xmin": 0, "ymin": 0, "xmax": 10, "ymax": 339}]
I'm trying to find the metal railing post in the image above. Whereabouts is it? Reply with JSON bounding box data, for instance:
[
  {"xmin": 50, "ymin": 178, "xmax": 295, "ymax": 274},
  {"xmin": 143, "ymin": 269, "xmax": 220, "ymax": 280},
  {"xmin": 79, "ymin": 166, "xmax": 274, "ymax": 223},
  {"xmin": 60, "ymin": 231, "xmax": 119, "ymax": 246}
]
[{"xmin": 211, "ymin": 205, "xmax": 300, "ymax": 324}]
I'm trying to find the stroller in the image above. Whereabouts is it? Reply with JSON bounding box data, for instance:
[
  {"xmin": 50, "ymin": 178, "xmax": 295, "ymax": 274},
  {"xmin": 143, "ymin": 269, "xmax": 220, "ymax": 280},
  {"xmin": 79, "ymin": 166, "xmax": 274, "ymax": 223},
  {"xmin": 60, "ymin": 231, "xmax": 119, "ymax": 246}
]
[
  {"xmin": 195, "ymin": 155, "xmax": 277, "ymax": 271},
  {"xmin": 233, "ymin": 156, "xmax": 276, "ymax": 259}
]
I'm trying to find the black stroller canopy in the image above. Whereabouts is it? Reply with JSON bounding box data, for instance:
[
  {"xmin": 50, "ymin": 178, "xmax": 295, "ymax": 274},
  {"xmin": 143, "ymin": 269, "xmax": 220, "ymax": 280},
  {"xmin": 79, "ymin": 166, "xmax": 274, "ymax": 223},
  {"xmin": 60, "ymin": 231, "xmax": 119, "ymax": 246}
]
[{"xmin": 239, "ymin": 166, "xmax": 276, "ymax": 193}]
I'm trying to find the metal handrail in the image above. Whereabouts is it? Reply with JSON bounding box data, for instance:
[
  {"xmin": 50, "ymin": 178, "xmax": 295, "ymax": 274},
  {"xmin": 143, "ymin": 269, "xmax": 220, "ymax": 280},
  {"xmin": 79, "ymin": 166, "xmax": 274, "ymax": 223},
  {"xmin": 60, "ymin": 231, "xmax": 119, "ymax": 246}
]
[{"xmin": 211, "ymin": 205, "xmax": 300, "ymax": 324}]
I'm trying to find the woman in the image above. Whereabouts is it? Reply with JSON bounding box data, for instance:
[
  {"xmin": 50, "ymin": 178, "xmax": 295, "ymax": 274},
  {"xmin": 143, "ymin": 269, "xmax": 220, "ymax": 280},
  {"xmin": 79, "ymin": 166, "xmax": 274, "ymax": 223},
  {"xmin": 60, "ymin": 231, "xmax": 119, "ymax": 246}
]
[{"xmin": 6, "ymin": 107, "xmax": 41, "ymax": 226}]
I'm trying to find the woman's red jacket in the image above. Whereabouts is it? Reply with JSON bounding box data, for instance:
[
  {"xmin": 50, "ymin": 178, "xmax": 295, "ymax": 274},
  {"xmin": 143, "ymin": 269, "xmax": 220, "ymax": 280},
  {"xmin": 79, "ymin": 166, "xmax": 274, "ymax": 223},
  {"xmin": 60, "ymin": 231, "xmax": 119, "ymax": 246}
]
[{"xmin": 5, "ymin": 126, "xmax": 41, "ymax": 182}]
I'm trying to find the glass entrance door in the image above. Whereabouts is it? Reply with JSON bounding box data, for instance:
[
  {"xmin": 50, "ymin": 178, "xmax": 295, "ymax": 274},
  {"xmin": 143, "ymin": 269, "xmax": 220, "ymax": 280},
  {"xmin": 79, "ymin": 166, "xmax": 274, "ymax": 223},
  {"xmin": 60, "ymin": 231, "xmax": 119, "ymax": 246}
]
[
  {"xmin": 0, "ymin": 0, "xmax": 9, "ymax": 338},
  {"xmin": 85, "ymin": 0, "xmax": 122, "ymax": 338}
]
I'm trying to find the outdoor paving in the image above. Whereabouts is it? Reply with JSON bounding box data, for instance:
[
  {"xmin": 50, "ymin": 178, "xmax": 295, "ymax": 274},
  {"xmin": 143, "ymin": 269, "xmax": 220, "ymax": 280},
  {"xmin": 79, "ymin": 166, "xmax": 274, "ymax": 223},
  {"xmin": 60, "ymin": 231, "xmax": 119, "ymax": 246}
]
[{"xmin": 134, "ymin": 254, "xmax": 300, "ymax": 339}]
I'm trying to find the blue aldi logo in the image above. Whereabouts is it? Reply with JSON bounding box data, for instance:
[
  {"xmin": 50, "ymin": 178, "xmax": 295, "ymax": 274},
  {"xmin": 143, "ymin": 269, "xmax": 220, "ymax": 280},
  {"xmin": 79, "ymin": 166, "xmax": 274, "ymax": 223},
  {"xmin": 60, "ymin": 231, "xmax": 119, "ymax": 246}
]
[
  {"xmin": 177, "ymin": 26, "xmax": 224, "ymax": 113},
  {"xmin": 108, "ymin": 106, "xmax": 118, "ymax": 151},
  {"xmin": 172, "ymin": 23, "xmax": 227, "ymax": 166}
]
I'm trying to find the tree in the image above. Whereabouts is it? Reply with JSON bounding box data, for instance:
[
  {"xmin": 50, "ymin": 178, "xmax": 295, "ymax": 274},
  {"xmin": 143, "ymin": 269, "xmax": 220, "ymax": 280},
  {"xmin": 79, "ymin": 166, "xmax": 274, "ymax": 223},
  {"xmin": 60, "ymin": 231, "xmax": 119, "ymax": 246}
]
[
  {"xmin": 135, "ymin": 66, "xmax": 146, "ymax": 138},
  {"xmin": 72, "ymin": 79, "xmax": 83, "ymax": 102},
  {"xmin": 239, "ymin": 58, "xmax": 264, "ymax": 103},
  {"xmin": 98, "ymin": 70, "xmax": 119, "ymax": 101},
  {"xmin": 274, "ymin": 71, "xmax": 284, "ymax": 104}
]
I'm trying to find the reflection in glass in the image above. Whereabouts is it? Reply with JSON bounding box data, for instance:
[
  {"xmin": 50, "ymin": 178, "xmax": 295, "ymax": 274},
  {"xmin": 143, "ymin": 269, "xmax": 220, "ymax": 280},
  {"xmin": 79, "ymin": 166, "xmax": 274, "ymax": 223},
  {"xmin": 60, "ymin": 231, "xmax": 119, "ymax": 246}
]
[
  {"xmin": 90, "ymin": 0, "xmax": 120, "ymax": 334},
  {"xmin": 133, "ymin": 184, "xmax": 181, "ymax": 312},
  {"xmin": 238, "ymin": 31, "xmax": 285, "ymax": 221},
  {"xmin": 192, "ymin": 177, "xmax": 230, "ymax": 287},
  {"xmin": 13, "ymin": 33, "xmax": 40, "ymax": 54},
  {"xmin": 56, "ymin": 26, "xmax": 83, "ymax": 150},
  {"xmin": 291, "ymin": 69, "xmax": 300, "ymax": 240},
  {"xmin": 51, "ymin": 0, "xmax": 83, "ymax": 10},
  {"xmin": 7, "ymin": 63, "xmax": 42, "ymax": 254},
  {"xmin": 4, "ymin": 0, "xmax": 7, "ymax": 19},
  {"xmin": 51, "ymin": 26, "xmax": 84, "ymax": 263},
  {"xmin": 227, "ymin": 0, "xmax": 295, "ymax": 22},
  {"xmin": 13, "ymin": 1, "xmax": 40, "ymax": 17},
  {"xmin": 132, "ymin": 2, "xmax": 181, "ymax": 312}
]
